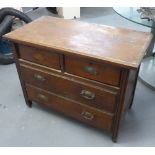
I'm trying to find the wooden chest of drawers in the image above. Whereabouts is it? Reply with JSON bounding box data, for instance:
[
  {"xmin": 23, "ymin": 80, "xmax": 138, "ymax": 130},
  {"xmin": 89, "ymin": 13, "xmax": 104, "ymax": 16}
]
[{"xmin": 4, "ymin": 16, "xmax": 152, "ymax": 142}]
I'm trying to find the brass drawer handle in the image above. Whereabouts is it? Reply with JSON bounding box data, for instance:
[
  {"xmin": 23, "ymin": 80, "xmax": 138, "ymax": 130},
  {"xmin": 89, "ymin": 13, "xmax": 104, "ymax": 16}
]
[
  {"xmin": 37, "ymin": 94, "xmax": 48, "ymax": 101},
  {"xmin": 81, "ymin": 111, "xmax": 94, "ymax": 120},
  {"xmin": 80, "ymin": 90, "xmax": 95, "ymax": 100},
  {"xmin": 33, "ymin": 53, "xmax": 44, "ymax": 61},
  {"xmin": 84, "ymin": 66, "xmax": 97, "ymax": 75},
  {"xmin": 34, "ymin": 74, "xmax": 45, "ymax": 81}
]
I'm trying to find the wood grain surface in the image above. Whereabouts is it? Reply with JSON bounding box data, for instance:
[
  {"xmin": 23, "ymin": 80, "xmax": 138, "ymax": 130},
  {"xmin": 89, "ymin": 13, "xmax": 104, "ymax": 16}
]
[
  {"xmin": 4, "ymin": 16, "xmax": 152, "ymax": 69},
  {"xmin": 20, "ymin": 64, "xmax": 118, "ymax": 113},
  {"xmin": 26, "ymin": 84, "xmax": 113, "ymax": 131}
]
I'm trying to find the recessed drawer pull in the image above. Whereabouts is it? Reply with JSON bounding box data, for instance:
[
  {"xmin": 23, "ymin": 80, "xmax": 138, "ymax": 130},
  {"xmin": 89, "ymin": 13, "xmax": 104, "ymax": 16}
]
[
  {"xmin": 34, "ymin": 74, "xmax": 45, "ymax": 81},
  {"xmin": 80, "ymin": 90, "xmax": 95, "ymax": 100},
  {"xmin": 81, "ymin": 111, "xmax": 94, "ymax": 120},
  {"xmin": 84, "ymin": 66, "xmax": 97, "ymax": 75},
  {"xmin": 38, "ymin": 94, "xmax": 48, "ymax": 101}
]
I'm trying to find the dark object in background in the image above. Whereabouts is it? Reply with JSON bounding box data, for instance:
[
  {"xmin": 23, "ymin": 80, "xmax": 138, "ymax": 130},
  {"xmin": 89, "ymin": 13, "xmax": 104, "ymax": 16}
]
[
  {"xmin": 0, "ymin": 39, "xmax": 12, "ymax": 54},
  {"xmin": 46, "ymin": 7, "xmax": 58, "ymax": 14},
  {"xmin": 0, "ymin": 16, "xmax": 13, "ymax": 37},
  {"xmin": 0, "ymin": 38, "xmax": 14, "ymax": 65},
  {"xmin": 0, "ymin": 7, "xmax": 32, "ymax": 23},
  {"xmin": 0, "ymin": 53, "xmax": 14, "ymax": 65},
  {"xmin": 137, "ymin": 7, "xmax": 155, "ymax": 21},
  {"xmin": 0, "ymin": 7, "xmax": 32, "ymax": 65}
]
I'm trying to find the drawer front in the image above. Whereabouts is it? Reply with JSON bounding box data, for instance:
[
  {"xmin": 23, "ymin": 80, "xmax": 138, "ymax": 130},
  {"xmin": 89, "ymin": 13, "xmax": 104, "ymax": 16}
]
[
  {"xmin": 65, "ymin": 56, "xmax": 121, "ymax": 86},
  {"xmin": 20, "ymin": 65, "xmax": 118, "ymax": 113},
  {"xmin": 18, "ymin": 45, "xmax": 60, "ymax": 70},
  {"xmin": 26, "ymin": 84, "xmax": 113, "ymax": 131}
]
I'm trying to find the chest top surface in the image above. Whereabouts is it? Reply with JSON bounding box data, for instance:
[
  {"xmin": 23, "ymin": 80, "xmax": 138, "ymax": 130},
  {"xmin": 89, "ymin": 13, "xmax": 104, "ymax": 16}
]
[{"xmin": 4, "ymin": 16, "xmax": 152, "ymax": 69}]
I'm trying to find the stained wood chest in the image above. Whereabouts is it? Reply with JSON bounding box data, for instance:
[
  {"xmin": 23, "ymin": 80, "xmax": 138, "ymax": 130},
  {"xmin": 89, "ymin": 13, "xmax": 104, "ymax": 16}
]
[{"xmin": 4, "ymin": 16, "xmax": 152, "ymax": 142}]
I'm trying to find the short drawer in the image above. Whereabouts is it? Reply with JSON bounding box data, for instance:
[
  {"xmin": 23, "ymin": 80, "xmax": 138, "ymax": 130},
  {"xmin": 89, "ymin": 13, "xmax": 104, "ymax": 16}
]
[
  {"xmin": 20, "ymin": 64, "xmax": 118, "ymax": 113},
  {"xmin": 65, "ymin": 56, "xmax": 121, "ymax": 86},
  {"xmin": 26, "ymin": 84, "xmax": 113, "ymax": 131},
  {"xmin": 18, "ymin": 45, "xmax": 60, "ymax": 70}
]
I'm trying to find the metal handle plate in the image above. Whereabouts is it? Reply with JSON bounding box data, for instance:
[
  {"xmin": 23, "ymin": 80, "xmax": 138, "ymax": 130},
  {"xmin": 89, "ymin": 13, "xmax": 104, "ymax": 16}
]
[
  {"xmin": 84, "ymin": 66, "xmax": 97, "ymax": 75},
  {"xmin": 33, "ymin": 53, "xmax": 44, "ymax": 61},
  {"xmin": 38, "ymin": 94, "xmax": 48, "ymax": 101},
  {"xmin": 81, "ymin": 111, "xmax": 94, "ymax": 120},
  {"xmin": 80, "ymin": 90, "xmax": 95, "ymax": 100},
  {"xmin": 34, "ymin": 74, "xmax": 45, "ymax": 81}
]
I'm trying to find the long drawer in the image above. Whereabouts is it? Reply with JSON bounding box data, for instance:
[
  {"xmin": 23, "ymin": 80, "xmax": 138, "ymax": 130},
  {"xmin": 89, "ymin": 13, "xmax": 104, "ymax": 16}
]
[
  {"xmin": 20, "ymin": 64, "xmax": 118, "ymax": 113},
  {"xmin": 25, "ymin": 84, "xmax": 113, "ymax": 131},
  {"xmin": 18, "ymin": 45, "xmax": 60, "ymax": 70}
]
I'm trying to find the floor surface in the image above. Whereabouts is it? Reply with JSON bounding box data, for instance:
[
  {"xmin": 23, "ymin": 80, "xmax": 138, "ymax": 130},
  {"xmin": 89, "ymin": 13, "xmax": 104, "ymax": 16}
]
[{"xmin": 0, "ymin": 7, "xmax": 155, "ymax": 146}]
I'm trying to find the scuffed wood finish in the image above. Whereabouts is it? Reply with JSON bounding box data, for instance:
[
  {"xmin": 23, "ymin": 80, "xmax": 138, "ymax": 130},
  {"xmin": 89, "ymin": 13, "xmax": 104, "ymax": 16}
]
[
  {"xmin": 19, "ymin": 59, "xmax": 119, "ymax": 93},
  {"xmin": 20, "ymin": 63, "xmax": 118, "ymax": 113},
  {"xmin": 18, "ymin": 44, "xmax": 60, "ymax": 69},
  {"xmin": 4, "ymin": 16, "xmax": 152, "ymax": 69},
  {"xmin": 26, "ymin": 84, "xmax": 113, "ymax": 131},
  {"xmin": 11, "ymin": 43, "xmax": 32, "ymax": 107},
  {"xmin": 65, "ymin": 55, "xmax": 121, "ymax": 86},
  {"xmin": 4, "ymin": 16, "xmax": 152, "ymax": 142}
]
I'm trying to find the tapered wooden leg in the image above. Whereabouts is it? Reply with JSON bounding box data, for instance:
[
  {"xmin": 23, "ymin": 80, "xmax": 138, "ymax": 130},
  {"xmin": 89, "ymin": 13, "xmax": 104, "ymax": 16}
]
[
  {"xmin": 129, "ymin": 67, "xmax": 140, "ymax": 109},
  {"xmin": 26, "ymin": 100, "xmax": 32, "ymax": 108},
  {"xmin": 111, "ymin": 70, "xmax": 129, "ymax": 143},
  {"xmin": 129, "ymin": 93, "xmax": 135, "ymax": 109},
  {"xmin": 112, "ymin": 136, "xmax": 117, "ymax": 143},
  {"xmin": 12, "ymin": 43, "xmax": 32, "ymax": 108}
]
